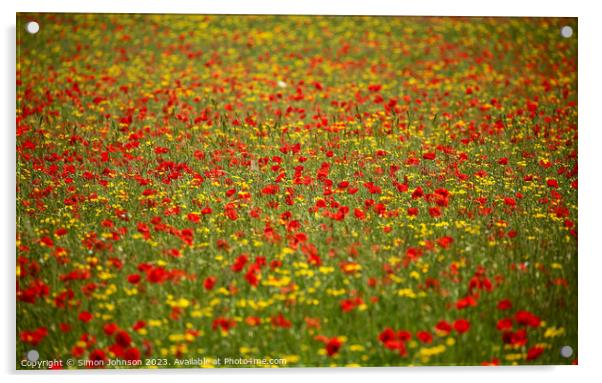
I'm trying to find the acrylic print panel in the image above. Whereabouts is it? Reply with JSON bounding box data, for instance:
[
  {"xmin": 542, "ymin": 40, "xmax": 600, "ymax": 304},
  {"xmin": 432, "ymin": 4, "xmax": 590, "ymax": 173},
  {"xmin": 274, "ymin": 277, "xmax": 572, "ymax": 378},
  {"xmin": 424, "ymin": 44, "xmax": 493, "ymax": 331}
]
[{"xmin": 16, "ymin": 13, "xmax": 577, "ymax": 369}]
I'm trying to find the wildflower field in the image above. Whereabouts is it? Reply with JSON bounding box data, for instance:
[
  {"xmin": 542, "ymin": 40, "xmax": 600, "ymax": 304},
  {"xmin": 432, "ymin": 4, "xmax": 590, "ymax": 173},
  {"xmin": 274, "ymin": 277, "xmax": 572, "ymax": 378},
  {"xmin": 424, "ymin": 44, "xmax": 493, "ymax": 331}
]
[{"xmin": 16, "ymin": 14, "xmax": 578, "ymax": 368}]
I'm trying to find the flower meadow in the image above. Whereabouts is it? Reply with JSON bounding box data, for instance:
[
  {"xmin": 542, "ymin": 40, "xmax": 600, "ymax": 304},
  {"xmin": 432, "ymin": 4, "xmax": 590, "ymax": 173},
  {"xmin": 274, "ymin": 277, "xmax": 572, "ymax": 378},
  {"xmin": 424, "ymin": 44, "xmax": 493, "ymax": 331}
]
[{"xmin": 16, "ymin": 14, "xmax": 577, "ymax": 368}]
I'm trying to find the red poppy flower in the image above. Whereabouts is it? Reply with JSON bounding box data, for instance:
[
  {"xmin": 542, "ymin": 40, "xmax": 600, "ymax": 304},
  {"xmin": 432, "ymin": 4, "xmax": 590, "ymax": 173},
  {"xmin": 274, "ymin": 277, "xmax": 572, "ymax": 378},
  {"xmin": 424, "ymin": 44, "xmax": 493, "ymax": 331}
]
[
  {"xmin": 212, "ymin": 317, "xmax": 236, "ymax": 332},
  {"xmin": 71, "ymin": 346, "xmax": 85, "ymax": 358},
  {"xmin": 429, "ymin": 207, "xmax": 441, "ymax": 218},
  {"xmin": 363, "ymin": 182, "xmax": 382, "ymax": 194},
  {"xmin": 437, "ymin": 236, "xmax": 454, "ymax": 248},
  {"xmin": 378, "ymin": 328, "xmax": 396, "ymax": 343},
  {"xmin": 231, "ymin": 254, "xmax": 249, "ymax": 272},
  {"xmin": 407, "ymin": 207, "xmax": 419, "ymax": 216},
  {"xmin": 79, "ymin": 311, "xmax": 93, "ymax": 323},
  {"xmin": 340, "ymin": 297, "xmax": 364, "ymax": 312},
  {"xmin": 453, "ymin": 319, "xmax": 470, "ymax": 333},
  {"xmin": 88, "ymin": 349, "xmax": 108, "ymax": 366},
  {"xmin": 124, "ymin": 347, "xmax": 141, "ymax": 361},
  {"xmin": 526, "ymin": 346, "xmax": 545, "ymax": 360},
  {"xmin": 225, "ymin": 207, "xmax": 238, "ymax": 221},
  {"xmin": 412, "ymin": 187, "xmax": 424, "ymax": 199},
  {"xmin": 292, "ymin": 316, "xmax": 313, "ymax": 330},
  {"xmin": 203, "ymin": 276, "xmax": 217, "ymax": 290},
  {"xmin": 19, "ymin": 327, "xmax": 48, "ymax": 346},
  {"xmin": 497, "ymin": 299, "xmax": 513, "ymax": 310},
  {"xmin": 132, "ymin": 320, "xmax": 145, "ymax": 331},
  {"xmin": 271, "ymin": 313, "xmax": 292, "ymax": 328},
  {"xmin": 187, "ymin": 213, "xmax": 200, "ymax": 223},
  {"xmin": 416, "ymin": 331, "xmax": 433, "ymax": 344},
  {"xmin": 103, "ymin": 322, "xmax": 118, "ymax": 335},
  {"xmin": 245, "ymin": 316, "xmax": 261, "ymax": 326},
  {"xmin": 147, "ymin": 267, "xmax": 169, "ymax": 283},
  {"xmin": 354, "ymin": 208, "xmax": 366, "ymax": 220},
  {"xmin": 127, "ymin": 274, "xmax": 141, "ymax": 284},
  {"xmin": 261, "ymin": 184, "xmax": 280, "ymax": 195},
  {"xmin": 40, "ymin": 236, "xmax": 54, "ymax": 247},
  {"xmin": 456, "ymin": 295, "xmax": 477, "ymax": 310},
  {"xmin": 397, "ymin": 330, "xmax": 412, "ymax": 342},
  {"xmin": 55, "ymin": 227, "xmax": 68, "ymax": 236},
  {"xmin": 502, "ymin": 329, "xmax": 528, "ymax": 346},
  {"xmin": 515, "ymin": 310, "xmax": 541, "ymax": 327},
  {"xmin": 435, "ymin": 320, "xmax": 452, "ymax": 335},
  {"xmin": 406, "ymin": 247, "xmax": 423, "ymax": 260},
  {"xmin": 496, "ymin": 318, "xmax": 513, "ymax": 331},
  {"xmin": 504, "ymin": 197, "xmax": 516, "ymax": 207},
  {"xmin": 325, "ymin": 337, "xmax": 342, "ymax": 356},
  {"xmin": 115, "ymin": 330, "xmax": 132, "ymax": 348},
  {"xmin": 244, "ymin": 264, "xmax": 260, "ymax": 287}
]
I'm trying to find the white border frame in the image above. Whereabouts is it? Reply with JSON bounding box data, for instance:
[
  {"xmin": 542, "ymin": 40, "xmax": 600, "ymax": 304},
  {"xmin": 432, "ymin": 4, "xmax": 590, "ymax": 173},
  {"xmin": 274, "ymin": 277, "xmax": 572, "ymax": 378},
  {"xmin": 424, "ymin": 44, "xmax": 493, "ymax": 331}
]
[{"xmin": 3, "ymin": 1, "xmax": 601, "ymax": 382}]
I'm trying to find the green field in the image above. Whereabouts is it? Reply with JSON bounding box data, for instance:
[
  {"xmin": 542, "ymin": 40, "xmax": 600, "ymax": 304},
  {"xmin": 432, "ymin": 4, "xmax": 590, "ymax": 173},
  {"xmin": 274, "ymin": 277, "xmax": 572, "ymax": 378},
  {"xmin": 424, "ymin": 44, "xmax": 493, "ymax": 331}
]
[{"xmin": 16, "ymin": 14, "xmax": 577, "ymax": 368}]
